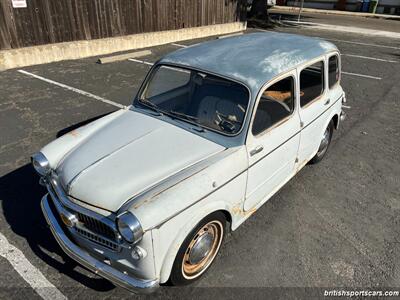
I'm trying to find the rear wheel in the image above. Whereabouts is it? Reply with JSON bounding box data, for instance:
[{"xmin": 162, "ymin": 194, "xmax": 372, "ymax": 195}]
[
  {"xmin": 170, "ymin": 212, "xmax": 226, "ymax": 285},
  {"xmin": 310, "ymin": 120, "xmax": 334, "ymax": 164}
]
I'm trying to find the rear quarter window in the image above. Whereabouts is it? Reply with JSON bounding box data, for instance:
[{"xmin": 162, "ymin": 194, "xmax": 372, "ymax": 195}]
[
  {"xmin": 300, "ymin": 61, "xmax": 325, "ymax": 107},
  {"xmin": 328, "ymin": 55, "xmax": 340, "ymax": 89}
]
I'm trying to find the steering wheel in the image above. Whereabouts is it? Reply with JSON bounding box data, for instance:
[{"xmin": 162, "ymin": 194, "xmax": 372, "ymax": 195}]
[
  {"xmin": 263, "ymin": 96, "xmax": 291, "ymax": 113},
  {"xmin": 215, "ymin": 111, "xmax": 241, "ymax": 124},
  {"xmin": 214, "ymin": 111, "xmax": 241, "ymax": 133}
]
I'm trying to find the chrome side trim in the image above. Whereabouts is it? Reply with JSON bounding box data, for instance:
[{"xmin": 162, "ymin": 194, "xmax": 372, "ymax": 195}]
[
  {"xmin": 301, "ymin": 94, "xmax": 342, "ymax": 130},
  {"xmin": 41, "ymin": 194, "xmax": 159, "ymax": 294},
  {"xmin": 147, "ymin": 167, "xmax": 248, "ymax": 230},
  {"xmin": 118, "ymin": 147, "xmax": 239, "ymax": 213},
  {"xmin": 249, "ymin": 95, "xmax": 342, "ymax": 168}
]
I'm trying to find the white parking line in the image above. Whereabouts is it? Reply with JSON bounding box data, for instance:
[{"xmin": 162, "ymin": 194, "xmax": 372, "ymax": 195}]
[
  {"xmin": 128, "ymin": 58, "xmax": 154, "ymax": 66},
  {"xmin": 17, "ymin": 70, "xmax": 124, "ymax": 109},
  {"xmin": 342, "ymin": 54, "xmax": 398, "ymax": 63},
  {"xmin": 0, "ymin": 232, "xmax": 66, "ymax": 300},
  {"xmin": 327, "ymin": 38, "xmax": 400, "ymax": 50},
  {"xmin": 255, "ymin": 28, "xmax": 400, "ymax": 50},
  {"xmin": 342, "ymin": 71, "xmax": 382, "ymax": 80},
  {"xmin": 171, "ymin": 43, "xmax": 188, "ymax": 48},
  {"xmin": 282, "ymin": 20, "xmax": 400, "ymax": 39}
]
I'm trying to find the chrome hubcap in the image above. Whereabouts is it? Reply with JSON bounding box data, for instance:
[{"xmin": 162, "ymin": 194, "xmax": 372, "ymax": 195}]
[
  {"xmin": 182, "ymin": 221, "xmax": 223, "ymax": 279},
  {"xmin": 188, "ymin": 232, "xmax": 213, "ymax": 264}
]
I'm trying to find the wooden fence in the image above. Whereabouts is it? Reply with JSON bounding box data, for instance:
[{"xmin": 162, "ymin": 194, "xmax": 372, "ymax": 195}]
[{"xmin": 0, "ymin": 0, "xmax": 247, "ymax": 50}]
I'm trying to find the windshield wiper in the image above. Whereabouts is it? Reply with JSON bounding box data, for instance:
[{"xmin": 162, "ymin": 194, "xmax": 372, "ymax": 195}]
[
  {"xmin": 168, "ymin": 110, "xmax": 198, "ymax": 121},
  {"xmin": 167, "ymin": 111, "xmax": 205, "ymax": 132},
  {"xmin": 138, "ymin": 99, "xmax": 163, "ymax": 115}
]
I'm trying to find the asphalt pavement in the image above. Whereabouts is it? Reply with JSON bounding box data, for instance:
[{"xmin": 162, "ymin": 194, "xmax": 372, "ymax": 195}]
[
  {"xmin": 269, "ymin": 7, "xmax": 400, "ymax": 32},
  {"xmin": 0, "ymin": 13, "xmax": 399, "ymax": 299}
]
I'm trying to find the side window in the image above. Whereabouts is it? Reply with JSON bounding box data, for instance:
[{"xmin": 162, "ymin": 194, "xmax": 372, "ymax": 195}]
[
  {"xmin": 252, "ymin": 76, "xmax": 294, "ymax": 136},
  {"xmin": 328, "ymin": 55, "xmax": 339, "ymax": 89},
  {"xmin": 300, "ymin": 61, "xmax": 324, "ymax": 107}
]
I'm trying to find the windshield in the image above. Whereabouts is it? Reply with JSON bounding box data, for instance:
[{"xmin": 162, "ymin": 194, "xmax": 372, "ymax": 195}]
[{"xmin": 137, "ymin": 65, "xmax": 249, "ymax": 135}]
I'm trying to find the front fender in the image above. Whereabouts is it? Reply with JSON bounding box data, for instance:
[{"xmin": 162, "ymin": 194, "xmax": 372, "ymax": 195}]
[
  {"xmin": 156, "ymin": 200, "xmax": 232, "ymax": 283},
  {"xmin": 41, "ymin": 109, "xmax": 124, "ymax": 169},
  {"xmin": 151, "ymin": 168, "xmax": 247, "ymax": 283},
  {"xmin": 134, "ymin": 147, "xmax": 248, "ymax": 283}
]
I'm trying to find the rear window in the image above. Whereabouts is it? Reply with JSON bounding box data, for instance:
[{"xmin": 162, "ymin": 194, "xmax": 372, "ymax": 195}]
[
  {"xmin": 328, "ymin": 55, "xmax": 340, "ymax": 88},
  {"xmin": 300, "ymin": 61, "xmax": 325, "ymax": 107}
]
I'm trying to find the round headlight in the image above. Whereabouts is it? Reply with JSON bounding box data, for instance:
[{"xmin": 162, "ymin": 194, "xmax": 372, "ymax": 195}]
[
  {"xmin": 117, "ymin": 211, "xmax": 143, "ymax": 244},
  {"xmin": 31, "ymin": 152, "xmax": 50, "ymax": 176}
]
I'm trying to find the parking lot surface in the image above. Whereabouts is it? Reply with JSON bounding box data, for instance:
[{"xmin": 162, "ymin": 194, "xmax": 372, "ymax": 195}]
[{"xmin": 0, "ymin": 16, "xmax": 399, "ymax": 299}]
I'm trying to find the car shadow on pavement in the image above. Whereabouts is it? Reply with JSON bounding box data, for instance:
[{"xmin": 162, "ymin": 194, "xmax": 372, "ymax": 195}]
[
  {"xmin": 0, "ymin": 166, "xmax": 115, "ymax": 292},
  {"xmin": 0, "ymin": 116, "xmax": 118, "ymax": 292}
]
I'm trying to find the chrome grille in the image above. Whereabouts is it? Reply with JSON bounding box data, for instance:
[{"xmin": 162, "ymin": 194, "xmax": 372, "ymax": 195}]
[
  {"xmin": 75, "ymin": 227, "xmax": 119, "ymax": 251},
  {"xmin": 46, "ymin": 175, "xmax": 121, "ymax": 251},
  {"xmin": 76, "ymin": 212, "xmax": 116, "ymax": 241}
]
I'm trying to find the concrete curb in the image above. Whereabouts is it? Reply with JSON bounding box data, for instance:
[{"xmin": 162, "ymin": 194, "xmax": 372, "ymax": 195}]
[
  {"xmin": 271, "ymin": 5, "xmax": 400, "ymax": 20},
  {"xmin": 97, "ymin": 50, "xmax": 152, "ymax": 64},
  {"xmin": 218, "ymin": 32, "xmax": 244, "ymax": 39},
  {"xmin": 0, "ymin": 22, "xmax": 246, "ymax": 71}
]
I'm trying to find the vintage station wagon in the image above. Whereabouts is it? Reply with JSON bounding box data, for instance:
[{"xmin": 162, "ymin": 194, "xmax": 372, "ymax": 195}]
[{"xmin": 33, "ymin": 32, "xmax": 346, "ymax": 293}]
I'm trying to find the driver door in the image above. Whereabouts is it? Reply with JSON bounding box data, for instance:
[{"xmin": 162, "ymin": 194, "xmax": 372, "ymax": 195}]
[{"xmin": 244, "ymin": 71, "xmax": 301, "ymax": 211}]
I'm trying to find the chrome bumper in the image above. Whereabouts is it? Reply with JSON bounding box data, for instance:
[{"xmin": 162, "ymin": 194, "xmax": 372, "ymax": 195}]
[
  {"xmin": 40, "ymin": 194, "xmax": 159, "ymax": 294},
  {"xmin": 340, "ymin": 111, "xmax": 346, "ymax": 122}
]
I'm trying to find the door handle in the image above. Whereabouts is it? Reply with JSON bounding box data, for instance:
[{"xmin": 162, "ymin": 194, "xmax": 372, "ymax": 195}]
[
  {"xmin": 250, "ymin": 145, "xmax": 264, "ymax": 156},
  {"xmin": 324, "ymin": 98, "xmax": 331, "ymax": 106}
]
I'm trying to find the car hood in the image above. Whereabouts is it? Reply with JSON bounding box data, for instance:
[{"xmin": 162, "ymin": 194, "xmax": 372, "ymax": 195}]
[{"xmin": 56, "ymin": 110, "xmax": 225, "ymax": 212}]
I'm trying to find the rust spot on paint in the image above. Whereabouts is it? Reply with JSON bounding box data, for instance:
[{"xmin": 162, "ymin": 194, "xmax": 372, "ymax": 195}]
[
  {"xmin": 231, "ymin": 204, "xmax": 256, "ymax": 217},
  {"xmin": 296, "ymin": 159, "xmax": 308, "ymax": 173},
  {"xmin": 133, "ymin": 198, "xmax": 149, "ymax": 210},
  {"xmin": 231, "ymin": 205, "xmax": 242, "ymax": 215},
  {"xmin": 245, "ymin": 207, "xmax": 257, "ymax": 217},
  {"xmin": 132, "ymin": 165, "xmax": 210, "ymax": 210},
  {"xmin": 68, "ymin": 130, "xmax": 79, "ymax": 137}
]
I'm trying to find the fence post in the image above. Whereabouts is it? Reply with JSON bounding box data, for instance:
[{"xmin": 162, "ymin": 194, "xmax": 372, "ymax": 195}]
[{"xmin": 297, "ymin": 0, "xmax": 304, "ymax": 22}]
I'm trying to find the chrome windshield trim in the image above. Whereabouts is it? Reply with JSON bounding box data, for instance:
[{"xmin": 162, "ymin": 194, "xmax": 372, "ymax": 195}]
[
  {"xmin": 41, "ymin": 195, "xmax": 159, "ymax": 294},
  {"xmin": 133, "ymin": 63, "xmax": 252, "ymax": 137}
]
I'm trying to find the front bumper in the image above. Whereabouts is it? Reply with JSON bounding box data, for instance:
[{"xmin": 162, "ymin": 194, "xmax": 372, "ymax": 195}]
[
  {"xmin": 41, "ymin": 194, "xmax": 159, "ymax": 294},
  {"xmin": 340, "ymin": 110, "xmax": 346, "ymax": 122}
]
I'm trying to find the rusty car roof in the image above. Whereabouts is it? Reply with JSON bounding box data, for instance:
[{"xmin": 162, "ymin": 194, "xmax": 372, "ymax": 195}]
[{"xmin": 159, "ymin": 32, "xmax": 338, "ymax": 96}]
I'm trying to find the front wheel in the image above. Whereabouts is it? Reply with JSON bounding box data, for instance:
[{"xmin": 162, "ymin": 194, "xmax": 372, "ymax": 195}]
[
  {"xmin": 310, "ymin": 120, "xmax": 334, "ymax": 164},
  {"xmin": 169, "ymin": 212, "xmax": 226, "ymax": 285}
]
